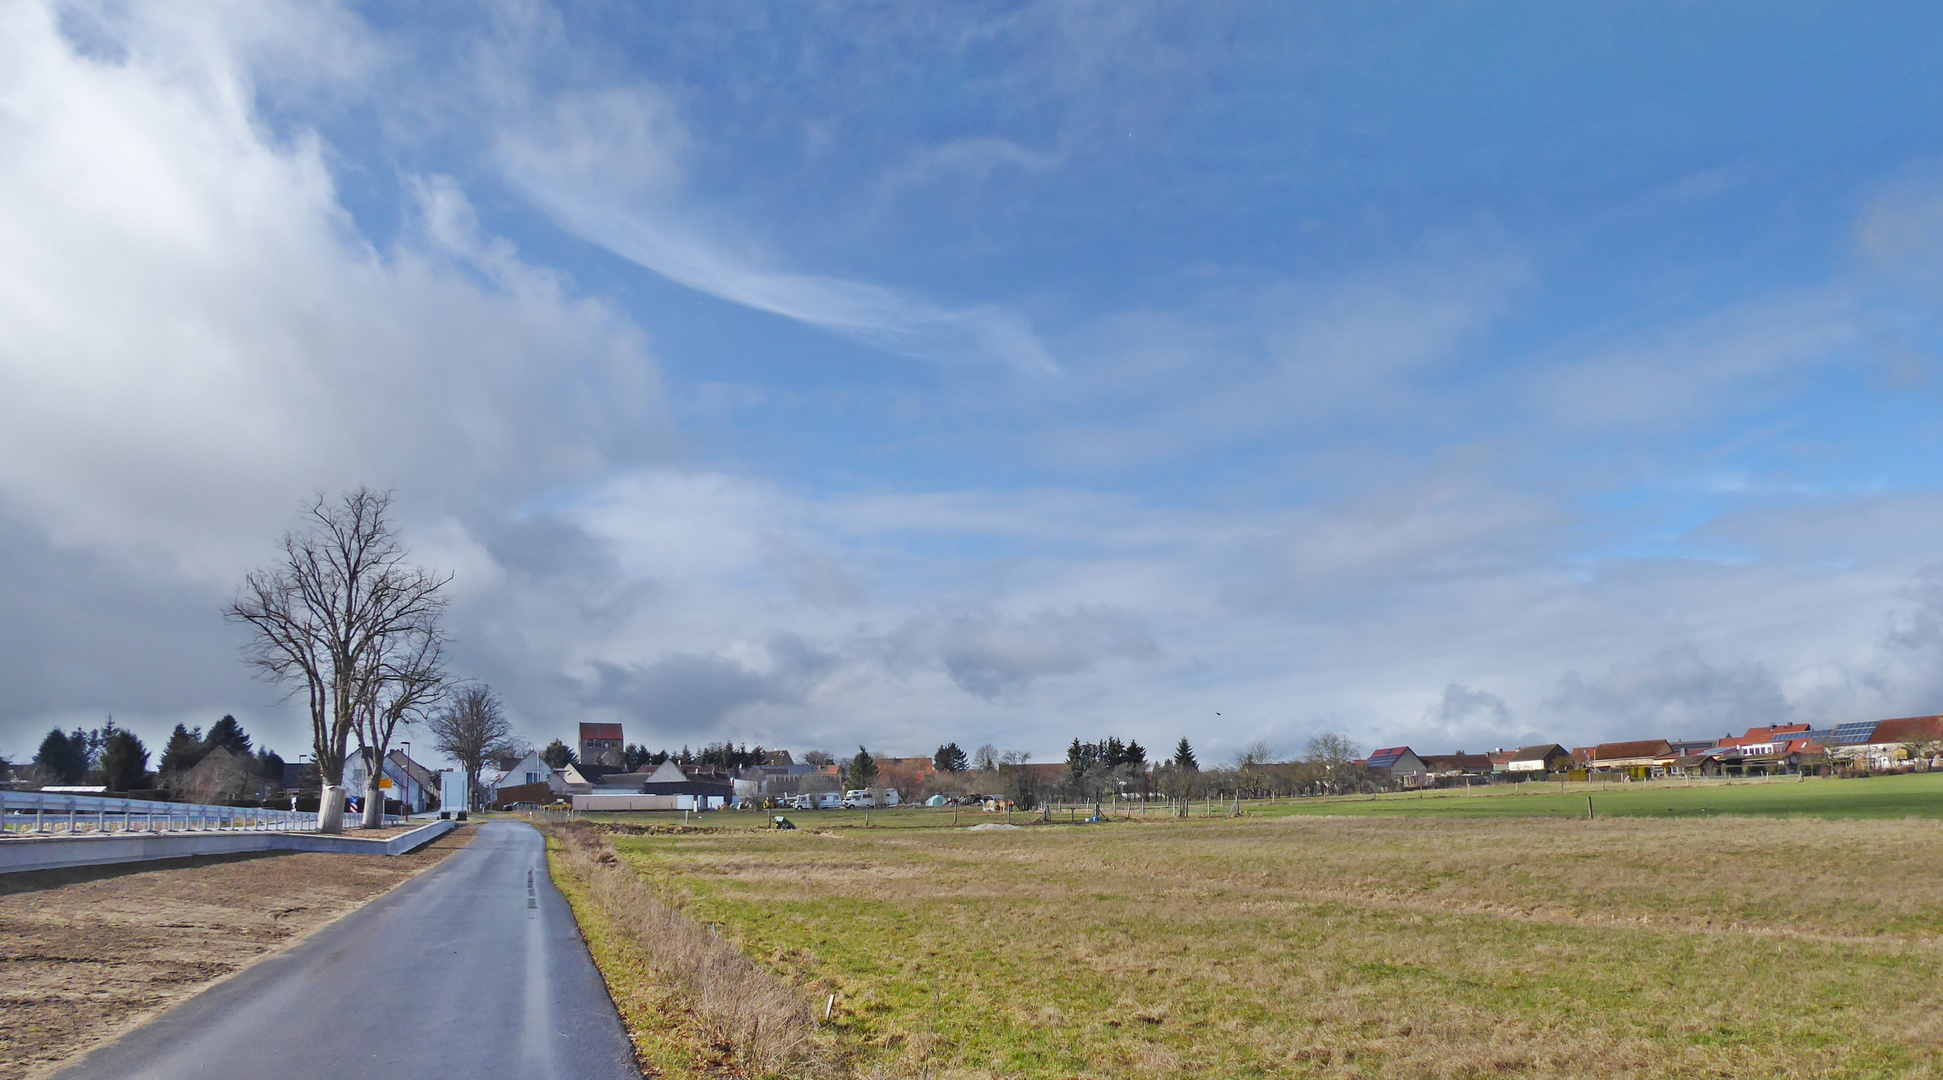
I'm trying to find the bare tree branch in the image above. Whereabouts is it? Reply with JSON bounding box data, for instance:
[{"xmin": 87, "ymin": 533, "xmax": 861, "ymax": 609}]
[
  {"xmin": 427, "ymin": 683, "xmax": 514, "ymax": 811},
  {"xmin": 227, "ymin": 488, "xmax": 451, "ymax": 832}
]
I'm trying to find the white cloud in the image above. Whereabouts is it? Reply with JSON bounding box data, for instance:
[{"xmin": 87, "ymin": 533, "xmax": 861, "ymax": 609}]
[
  {"xmin": 496, "ymin": 88, "xmax": 1059, "ymax": 375},
  {"xmin": 0, "ymin": 1, "xmax": 664, "ymax": 583}
]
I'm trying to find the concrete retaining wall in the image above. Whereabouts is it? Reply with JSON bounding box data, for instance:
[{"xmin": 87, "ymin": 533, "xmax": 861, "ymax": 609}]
[{"xmin": 0, "ymin": 818, "xmax": 458, "ymax": 875}]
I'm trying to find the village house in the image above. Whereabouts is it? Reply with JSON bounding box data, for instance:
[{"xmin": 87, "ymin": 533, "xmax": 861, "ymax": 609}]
[
  {"xmin": 1360, "ymin": 747, "xmax": 1429, "ymax": 787},
  {"xmin": 341, "ymin": 748, "xmax": 440, "ymax": 814},
  {"xmin": 1586, "ymin": 739, "xmax": 1677, "ymax": 779},
  {"xmin": 1418, "ymin": 752, "xmax": 1494, "ymax": 785},
  {"xmin": 483, "ymin": 749, "xmax": 562, "ymax": 809},
  {"xmin": 1503, "ymin": 744, "xmax": 1573, "ymax": 778}
]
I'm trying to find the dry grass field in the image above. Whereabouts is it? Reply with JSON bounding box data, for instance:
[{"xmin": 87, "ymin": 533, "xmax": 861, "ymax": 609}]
[{"xmin": 578, "ymin": 810, "xmax": 1943, "ymax": 1079}]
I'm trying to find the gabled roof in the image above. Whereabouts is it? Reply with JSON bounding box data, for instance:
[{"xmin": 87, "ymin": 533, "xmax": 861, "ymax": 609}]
[
  {"xmin": 1591, "ymin": 739, "xmax": 1674, "ymax": 761},
  {"xmin": 1717, "ymin": 724, "xmax": 1809, "ymax": 749},
  {"xmin": 1865, "ymin": 715, "xmax": 1943, "ymax": 745},
  {"xmin": 1420, "ymin": 753, "xmax": 1492, "ymax": 771},
  {"xmin": 1829, "ymin": 720, "xmax": 1878, "ymax": 744},
  {"xmin": 645, "ymin": 760, "xmax": 688, "ymax": 784},
  {"xmin": 564, "ymin": 762, "xmax": 624, "ymax": 784},
  {"xmin": 1509, "ymin": 744, "xmax": 1568, "ymax": 762},
  {"xmin": 578, "ymin": 722, "xmax": 624, "ymax": 740},
  {"xmin": 1364, "ymin": 747, "xmax": 1417, "ymax": 770}
]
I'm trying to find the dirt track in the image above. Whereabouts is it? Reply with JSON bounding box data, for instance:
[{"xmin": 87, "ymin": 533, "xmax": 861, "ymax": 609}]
[{"xmin": 0, "ymin": 826, "xmax": 475, "ymax": 1079}]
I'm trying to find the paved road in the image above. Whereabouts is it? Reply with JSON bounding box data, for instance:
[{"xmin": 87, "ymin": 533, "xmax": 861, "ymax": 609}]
[{"xmin": 53, "ymin": 820, "xmax": 638, "ymax": 1080}]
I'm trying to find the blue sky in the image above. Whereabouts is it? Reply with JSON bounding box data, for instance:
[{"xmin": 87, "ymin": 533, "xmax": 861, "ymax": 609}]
[{"xmin": 5, "ymin": 1, "xmax": 1943, "ymax": 768}]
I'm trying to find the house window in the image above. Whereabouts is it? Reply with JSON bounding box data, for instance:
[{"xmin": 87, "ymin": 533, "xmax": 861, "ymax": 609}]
[{"xmin": 526, "ymin": 772, "xmax": 541, "ymax": 785}]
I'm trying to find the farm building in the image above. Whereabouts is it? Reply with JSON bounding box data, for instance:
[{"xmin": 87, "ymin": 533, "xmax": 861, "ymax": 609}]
[
  {"xmin": 1820, "ymin": 715, "xmax": 1943, "ymax": 772},
  {"xmin": 1503, "ymin": 744, "xmax": 1572, "ymax": 777},
  {"xmin": 1419, "ymin": 752, "xmax": 1493, "ymax": 783},
  {"xmin": 1361, "ymin": 747, "xmax": 1429, "ymax": 787},
  {"xmin": 1586, "ymin": 740, "xmax": 1677, "ymax": 779}
]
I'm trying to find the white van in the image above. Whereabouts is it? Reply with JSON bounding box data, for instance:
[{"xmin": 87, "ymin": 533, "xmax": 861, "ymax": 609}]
[
  {"xmin": 814, "ymin": 791, "xmax": 844, "ymax": 810},
  {"xmin": 842, "ymin": 789, "xmax": 875, "ymax": 809},
  {"xmin": 880, "ymin": 789, "xmax": 901, "ymax": 807}
]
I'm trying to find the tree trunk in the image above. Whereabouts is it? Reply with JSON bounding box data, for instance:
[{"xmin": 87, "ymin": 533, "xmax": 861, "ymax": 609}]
[
  {"xmin": 363, "ymin": 777, "xmax": 385, "ymax": 828},
  {"xmin": 317, "ymin": 785, "xmax": 347, "ymax": 834}
]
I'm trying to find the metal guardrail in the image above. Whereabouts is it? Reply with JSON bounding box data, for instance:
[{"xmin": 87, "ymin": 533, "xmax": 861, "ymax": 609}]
[{"xmin": 0, "ymin": 790, "xmax": 319, "ymax": 835}]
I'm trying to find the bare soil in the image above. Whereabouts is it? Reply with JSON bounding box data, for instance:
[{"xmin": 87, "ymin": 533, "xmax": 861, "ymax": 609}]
[{"xmin": 0, "ymin": 825, "xmax": 476, "ymax": 1080}]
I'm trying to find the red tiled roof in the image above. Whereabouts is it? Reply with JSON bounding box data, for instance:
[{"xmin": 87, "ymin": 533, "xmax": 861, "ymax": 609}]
[
  {"xmin": 1718, "ymin": 724, "xmax": 1810, "ymax": 748},
  {"xmin": 1591, "ymin": 740, "xmax": 1673, "ymax": 761},
  {"xmin": 1865, "ymin": 715, "xmax": 1943, "ymax": 745},
  {"xmin": 579, "ymin": 722, "xmax": 624, "ymax": 740}
]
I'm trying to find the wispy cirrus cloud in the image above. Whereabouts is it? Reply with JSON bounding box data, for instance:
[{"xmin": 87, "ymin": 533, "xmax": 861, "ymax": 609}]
[{"xmin": 497, "ymin": 88, "xmax": 1059, "ymax": 375}]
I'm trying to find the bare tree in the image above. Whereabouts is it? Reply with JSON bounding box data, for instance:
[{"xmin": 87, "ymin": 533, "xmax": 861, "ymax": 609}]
[
  {"xmin": 427, "ymin": 683, "xmax": 514, "ymax": 811},
  {"xmin": 973, "ymin": 743, "xmax": 1000, "ymax": 771},
  {"xmin": 1304, "ymin": 732, "xmax": 1362, "ymax": 776},
  {"xmin": 350, "ymin": 625, "xmax": 448, "ymax": 826},
  {"xmin": 228, "ymin": 489, "xmax": 451, "ymax": 832},
  {"xmin": 1234, "ymin": 739, "xmax": 1277, "ymax": 769}
]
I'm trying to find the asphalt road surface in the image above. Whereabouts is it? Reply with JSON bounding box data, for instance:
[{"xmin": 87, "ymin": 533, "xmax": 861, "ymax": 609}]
[{"xmin": 53, "ymin": 820, "xmax": 639, "ymax": 1080}]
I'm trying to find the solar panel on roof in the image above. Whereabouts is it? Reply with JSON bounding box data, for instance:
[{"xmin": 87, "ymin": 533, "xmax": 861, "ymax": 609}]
[{"xmin": 1833, "ymin": 721, "xmax": 1878, "ymax": 744}]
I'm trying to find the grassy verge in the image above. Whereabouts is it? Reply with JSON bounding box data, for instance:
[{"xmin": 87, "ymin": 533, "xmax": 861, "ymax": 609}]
[
  {"xmin": 599, "ymin": 812, "xmax": 1943, "ymax": 1079},
  {"xmin": 546, "ymin": 823, "xmax": 842, "ymax": 1079}
]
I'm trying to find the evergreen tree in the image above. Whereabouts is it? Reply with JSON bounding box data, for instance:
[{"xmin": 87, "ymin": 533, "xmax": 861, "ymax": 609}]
[
  {"xmin": 850, "ymin": 746, "xmax": 878, "ymax": 787},
  {"xmin": 100, "ymin": 729, "xmax": 149, "ymax": 792},
  {"xmin": 933, "ymin": 742, "xmax": 968, "ymax": 772},
  {"xmin": 540, "ymin": 739, "xmax": 577, "ymax": 769},
  {"xmin": 1125, "ymin": 739, "xmax": 1147, "ymax": 768},
  {"xmin": 34, "ymin": 728, "xmax": 87, "ymax": 783},
  {"xmin": 1173, "ymin": 737, "xmax": 1198, "ymax": 771},
  {"xmin": 160, "ymin": 724, "xmax": 208, "ymax": 777},
  {"xmin": 205, "ymin": 714, "xmax": 252, "ymax": 756}
]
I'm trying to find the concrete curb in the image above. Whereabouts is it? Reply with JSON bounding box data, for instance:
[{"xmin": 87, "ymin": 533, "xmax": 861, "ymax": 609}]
[{"xmin": 0, "ymin": 818, "xmax": 459, "ymax": 875}]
